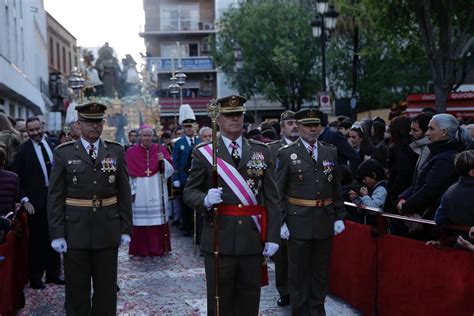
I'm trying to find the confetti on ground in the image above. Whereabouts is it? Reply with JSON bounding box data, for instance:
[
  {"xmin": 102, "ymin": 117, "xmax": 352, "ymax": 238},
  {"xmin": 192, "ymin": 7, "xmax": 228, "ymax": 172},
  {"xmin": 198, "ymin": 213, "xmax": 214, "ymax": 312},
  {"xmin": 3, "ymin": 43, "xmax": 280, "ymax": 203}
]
[{"xmin": 19, "ymin": 226, "xmax": 360, "ymax": 315}]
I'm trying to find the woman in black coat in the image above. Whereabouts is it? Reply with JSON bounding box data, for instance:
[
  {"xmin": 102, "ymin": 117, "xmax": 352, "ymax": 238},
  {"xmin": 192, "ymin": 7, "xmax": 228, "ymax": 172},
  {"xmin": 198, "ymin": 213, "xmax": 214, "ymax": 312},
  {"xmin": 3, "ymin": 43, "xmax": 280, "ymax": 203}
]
[
  {"xmin": 398, "ymin": 114, "xmax": 471, "ymax": 237},
  {"xmin": 387, "ymin": 116, "xmax": 419, "ymax": 214}
]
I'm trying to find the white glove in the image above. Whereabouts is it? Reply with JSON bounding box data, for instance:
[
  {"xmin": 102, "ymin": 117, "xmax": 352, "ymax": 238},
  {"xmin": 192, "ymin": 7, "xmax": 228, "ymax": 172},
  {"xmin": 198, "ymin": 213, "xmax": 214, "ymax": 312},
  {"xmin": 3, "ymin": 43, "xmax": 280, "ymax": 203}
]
[
  {"xmin": 173, "ymin": 180, "xmax": 181, "ymax": 188},
  {"xmin": 204, "ymin": 188, "xmax": 223, "ymax": 209},
  {"xmin": 262, "ymin": 242, "xmax": 279, "ymax": 257},
  {"xmin": 120, "ymin": 234, "xmax": 131, "ymax": 246},
  {"xmin": 334, "ymin": 220, "xmax": 345, "ymax": 235},
  {"xmin": 280, "ymin": 223, "xmax": 290, "ymax": 240},
  {"xmin": 51, "ymin": 238, "xmax": 68, "ymax": 254}
]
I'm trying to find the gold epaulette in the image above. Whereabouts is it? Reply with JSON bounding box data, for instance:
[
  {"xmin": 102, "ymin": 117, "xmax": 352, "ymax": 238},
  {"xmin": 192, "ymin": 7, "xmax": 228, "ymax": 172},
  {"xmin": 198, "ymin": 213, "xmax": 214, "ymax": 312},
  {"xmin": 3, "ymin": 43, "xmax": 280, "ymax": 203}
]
[
  {"xmin": 279, "ymin": 141, "xmax": 297, "ymax": 152},
  {"xmin": 248, "ymin": 138, "xmax": 268, "ymax": 147},
  {"xmin": 55, "ymin": 141, "xmax": 75, "ymax": 149}
]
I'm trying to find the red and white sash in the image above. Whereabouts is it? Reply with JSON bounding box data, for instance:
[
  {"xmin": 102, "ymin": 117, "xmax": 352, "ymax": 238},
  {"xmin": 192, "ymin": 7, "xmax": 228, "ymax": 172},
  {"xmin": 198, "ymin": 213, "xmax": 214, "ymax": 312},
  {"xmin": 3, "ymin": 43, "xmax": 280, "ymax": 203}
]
[{"xmin": 199, "ymin": 144, "xmax": 261, "ymax": 233}]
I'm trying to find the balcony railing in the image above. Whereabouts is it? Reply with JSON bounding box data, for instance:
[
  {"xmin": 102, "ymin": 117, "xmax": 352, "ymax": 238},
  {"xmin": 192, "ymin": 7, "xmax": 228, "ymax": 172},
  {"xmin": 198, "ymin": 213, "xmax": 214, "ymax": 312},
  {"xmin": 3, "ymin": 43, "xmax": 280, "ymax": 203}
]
[{"xmin": 146, "ymin": 57, "xmax": 215, "ymax": 73}]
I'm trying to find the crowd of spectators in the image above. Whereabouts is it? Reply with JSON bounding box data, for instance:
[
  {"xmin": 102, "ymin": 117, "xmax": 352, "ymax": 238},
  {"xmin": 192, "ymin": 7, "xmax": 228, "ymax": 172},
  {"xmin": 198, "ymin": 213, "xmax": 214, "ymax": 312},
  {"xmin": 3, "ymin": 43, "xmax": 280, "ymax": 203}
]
[{"xmin": 1, "ymin": 108, "xmax": 474, "ymax": 251}]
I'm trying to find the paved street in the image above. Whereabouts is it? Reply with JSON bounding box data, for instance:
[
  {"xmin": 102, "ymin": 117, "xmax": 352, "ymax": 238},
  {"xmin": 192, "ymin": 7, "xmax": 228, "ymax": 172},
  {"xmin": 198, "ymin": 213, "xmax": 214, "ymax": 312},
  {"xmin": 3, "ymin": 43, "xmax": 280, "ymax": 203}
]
[{"xmin": 19, "ymin": 226, "xmax": 359, "ymax": 315}]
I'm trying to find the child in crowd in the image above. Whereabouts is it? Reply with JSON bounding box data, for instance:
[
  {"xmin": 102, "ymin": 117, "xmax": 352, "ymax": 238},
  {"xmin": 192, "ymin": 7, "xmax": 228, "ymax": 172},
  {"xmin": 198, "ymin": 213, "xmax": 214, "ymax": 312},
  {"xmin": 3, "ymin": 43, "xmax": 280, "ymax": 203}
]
[
  {"xmin": 349, "ymin": 158, "xmax": 388, "ymax": 210},
  {"xmin": 434, "ymin": 150, "xmax": 474, "ymax": 242}
]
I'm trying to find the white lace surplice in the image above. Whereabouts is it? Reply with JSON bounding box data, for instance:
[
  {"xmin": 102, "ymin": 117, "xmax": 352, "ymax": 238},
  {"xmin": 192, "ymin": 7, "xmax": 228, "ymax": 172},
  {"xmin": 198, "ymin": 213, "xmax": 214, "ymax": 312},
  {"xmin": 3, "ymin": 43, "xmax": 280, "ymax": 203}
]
[{"xmin": 130, "ymin": 159, "xmax": 174, "ymax": 226}]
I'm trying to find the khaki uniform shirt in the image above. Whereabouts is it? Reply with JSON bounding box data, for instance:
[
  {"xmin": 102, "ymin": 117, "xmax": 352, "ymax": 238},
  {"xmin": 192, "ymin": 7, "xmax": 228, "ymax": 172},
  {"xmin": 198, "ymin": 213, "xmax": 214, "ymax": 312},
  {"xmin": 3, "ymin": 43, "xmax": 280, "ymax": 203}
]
[
  {"xmin": 276, "ymin": 139, "xmax": 346, "ymax": 239},
  {"xmin": 48, "ymin": 139, "xmax": 132, "ymax": 249}
]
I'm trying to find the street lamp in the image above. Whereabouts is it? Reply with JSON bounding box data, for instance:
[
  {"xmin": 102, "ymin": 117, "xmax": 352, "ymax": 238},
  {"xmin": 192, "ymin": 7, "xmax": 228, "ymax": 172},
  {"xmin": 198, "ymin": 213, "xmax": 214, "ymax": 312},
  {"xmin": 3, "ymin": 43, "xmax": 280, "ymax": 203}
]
[
  {"xmin": 175, "ymin": 68, "xmax": 186, "ymax": 108},
  {"xmin": 168, "ymin": 75, "xmax": 180, "ymax": 125},
  {"xmin": 68, "ymin": 67, "xmax": 85, "ymax": 101},
  {"xmin": 311, "ymin": 1, "xmax": 338, "ymax": 92}
]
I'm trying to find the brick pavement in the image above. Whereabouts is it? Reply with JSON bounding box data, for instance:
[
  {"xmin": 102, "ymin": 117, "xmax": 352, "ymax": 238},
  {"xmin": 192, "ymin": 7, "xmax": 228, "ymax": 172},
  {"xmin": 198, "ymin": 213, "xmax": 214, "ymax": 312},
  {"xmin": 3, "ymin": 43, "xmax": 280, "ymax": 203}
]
[{"xmin": 19, "ymin": 226, "xmax": 359, "ymax": 315}]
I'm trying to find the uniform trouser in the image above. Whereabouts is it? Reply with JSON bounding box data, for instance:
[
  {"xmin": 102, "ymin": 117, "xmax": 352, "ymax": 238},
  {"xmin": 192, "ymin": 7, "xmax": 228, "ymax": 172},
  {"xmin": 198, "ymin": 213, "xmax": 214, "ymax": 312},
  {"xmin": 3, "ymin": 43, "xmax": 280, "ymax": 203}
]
[
  {"xmin": 28, "ymin": 210, "xmax": 60, "ymax": 283},
  {"xmin": 288, "ymin": 238, "xmax": 332, "ymax": 316},
  {"xmin": 181, "ymin": 185, "xmax": 194, "ymax": 234},
  {"xmin": 64, "ymin": 247, "xmax": 118, "ymax": 316},
  {"xmin": 203, "ymin": 252, "xmax": 262, "ymax": 316},
  {"xmin": 273, "ymin": 238, "xmax": 289, "ymax": 297}
]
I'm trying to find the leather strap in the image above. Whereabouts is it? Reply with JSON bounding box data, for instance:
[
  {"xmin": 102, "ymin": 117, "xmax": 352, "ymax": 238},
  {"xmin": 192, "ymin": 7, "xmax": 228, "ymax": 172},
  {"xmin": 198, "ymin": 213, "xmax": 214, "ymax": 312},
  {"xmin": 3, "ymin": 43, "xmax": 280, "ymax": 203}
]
[
  {"xmin": 65, "ymin": 196, "xmax": 117, "ymax": 207},
  {"xmin": 288, "ymin": 197, "xmax": 333, "ymax": 208}
]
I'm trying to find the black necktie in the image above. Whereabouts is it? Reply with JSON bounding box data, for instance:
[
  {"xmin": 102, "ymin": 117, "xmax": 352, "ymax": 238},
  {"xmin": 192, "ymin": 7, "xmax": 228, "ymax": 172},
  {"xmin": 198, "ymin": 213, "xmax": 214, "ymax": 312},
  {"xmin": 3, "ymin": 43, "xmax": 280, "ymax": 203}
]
[
  {"xmin": 190, "ymin": 138, "xmax": 194, "ymax": 147},
  {"xmin": 38, "ymin": 142, "xmax": 51, "ymax": 177},
  {"xmin": 230, "ymin": 141, "xmax": 240, "ymax": 166},
  {"xmin": 88, "ymin": 143, "xmax": 97, "ymax": 163}
]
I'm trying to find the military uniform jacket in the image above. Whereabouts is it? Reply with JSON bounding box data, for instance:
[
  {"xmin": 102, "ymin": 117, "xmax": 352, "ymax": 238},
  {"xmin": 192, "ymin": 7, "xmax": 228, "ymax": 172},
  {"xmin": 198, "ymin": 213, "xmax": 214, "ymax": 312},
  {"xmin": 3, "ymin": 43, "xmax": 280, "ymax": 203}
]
[
  {"xmin": 48, "ymin": 139, "xmax": 132, "ymax": 249},
  {"xmin": 269, "ymin": 138, "xmax": 288, "ymax": 162},
  {"xmin": 276, "ymin": 139, "xmax": 346, "ymax": 240},
  {"xmin": 183, "ymin": 136, "xmax": 280, "ymax": 255}
]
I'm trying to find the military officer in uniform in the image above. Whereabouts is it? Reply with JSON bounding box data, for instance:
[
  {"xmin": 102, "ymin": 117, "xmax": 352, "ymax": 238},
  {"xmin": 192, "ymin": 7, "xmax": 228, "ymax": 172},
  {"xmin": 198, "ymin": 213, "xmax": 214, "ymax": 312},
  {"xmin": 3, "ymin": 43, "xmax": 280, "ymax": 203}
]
[
  {"xmin": 47, "ymin": 102, "xmax": 132, "ymax": 315},
  {"xmin": 268, "ymin": 110, "xmax": 298, "ymax": 307},
  {"xmin": 173, "ymin": 104, "xmax": 200, "ymax": 236},
  {"xmin": 276, "ymin": 109, "xmax": 346, "ymax": 316},
  {"xmin": 183, "ymin": 95, "xmax": 280, "ymax": 315}
]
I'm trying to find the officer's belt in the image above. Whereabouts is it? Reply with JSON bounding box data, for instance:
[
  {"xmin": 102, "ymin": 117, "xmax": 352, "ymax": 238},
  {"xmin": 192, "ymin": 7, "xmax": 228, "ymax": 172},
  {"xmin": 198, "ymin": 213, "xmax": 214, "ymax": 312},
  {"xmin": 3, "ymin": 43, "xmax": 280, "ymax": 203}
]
[
  {"xmin": 288, "ymin": 197, "xmax": 333, "ymax": 208},
  {"xmin": 217, "ymin": 204, "xmax": 267, "ymax": 243},
  {"xmin": 217, "ymin": 204, "xmax": 266, "ymax": 216},
  {"xmin": 65, "ymin": 197, "xmax": 117, "ymax": 208}
]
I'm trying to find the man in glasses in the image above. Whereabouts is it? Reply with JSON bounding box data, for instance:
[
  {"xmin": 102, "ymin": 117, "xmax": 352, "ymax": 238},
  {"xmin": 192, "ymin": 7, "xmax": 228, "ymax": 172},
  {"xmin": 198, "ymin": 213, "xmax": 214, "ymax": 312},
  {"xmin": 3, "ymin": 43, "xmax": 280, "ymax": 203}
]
[
  {"xmin": 276, "ymin": 109, "xmax": 346, "ymax": 315},
  {"xmin": 48, "ymin": 102, "xmax": 132, "ymax": 315}
]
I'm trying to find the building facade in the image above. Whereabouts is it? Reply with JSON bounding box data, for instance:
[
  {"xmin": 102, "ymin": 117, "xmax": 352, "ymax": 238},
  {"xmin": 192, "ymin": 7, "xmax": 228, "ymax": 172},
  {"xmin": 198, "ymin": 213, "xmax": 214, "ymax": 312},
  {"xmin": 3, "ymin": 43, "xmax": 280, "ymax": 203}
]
[
  {"xmin": 0, "ymin": 0, "xmax": 49, "ymax": 120},
  {"xmin": 46, "ymin": 12, "xmax": 78, "ymax": 131},
  {"xmin": 140, "ymin": 0, "xmax": 217, "ymax": 128}
]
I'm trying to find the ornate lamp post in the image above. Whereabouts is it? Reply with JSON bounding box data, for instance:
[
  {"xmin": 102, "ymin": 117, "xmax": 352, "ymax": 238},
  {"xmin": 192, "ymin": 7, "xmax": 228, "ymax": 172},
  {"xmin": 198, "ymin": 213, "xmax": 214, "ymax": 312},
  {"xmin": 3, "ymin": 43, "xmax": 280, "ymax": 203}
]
[
  {"xmin": 175, "ymin": 68, "xmax": 187, "ymax": 109},
  {"xmin": 68, "ymin": 67, "xmax": 85, "ymax": 101},
  {"xmin": 311, "ymin": 1, "xmax": 339, "ymax": 92},
  {"xmin": 169, "ymin": 75, "xmax": 180, "ymax": 126}
]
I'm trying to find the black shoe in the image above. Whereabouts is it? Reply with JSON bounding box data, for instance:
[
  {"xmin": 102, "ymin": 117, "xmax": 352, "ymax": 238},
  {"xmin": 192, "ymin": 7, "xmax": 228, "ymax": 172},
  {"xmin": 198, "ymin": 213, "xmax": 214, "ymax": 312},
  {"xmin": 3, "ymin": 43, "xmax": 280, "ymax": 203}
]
[
  {"xmin": 277, "ymin": 295, "xmax": 290, "ymax": 307},
  {"xmin": 45, "ymin": 278, "xmax": 65, "ymax": 285},
  {"xmin": 30, "ymin": 281, "xmax": 46, "ymax": 289},
  {"xmin": 117, "ymin": 285, "xmax": 120, "ymax": 292}
]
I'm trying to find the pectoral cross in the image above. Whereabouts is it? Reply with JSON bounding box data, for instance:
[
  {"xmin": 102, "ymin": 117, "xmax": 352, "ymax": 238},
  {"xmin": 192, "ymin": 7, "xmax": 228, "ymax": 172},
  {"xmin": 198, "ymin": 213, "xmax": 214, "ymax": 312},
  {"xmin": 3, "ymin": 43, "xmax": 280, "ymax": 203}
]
[{"xmin": 145, "ymin": 148, "xmax": 151, "ymax": 177}]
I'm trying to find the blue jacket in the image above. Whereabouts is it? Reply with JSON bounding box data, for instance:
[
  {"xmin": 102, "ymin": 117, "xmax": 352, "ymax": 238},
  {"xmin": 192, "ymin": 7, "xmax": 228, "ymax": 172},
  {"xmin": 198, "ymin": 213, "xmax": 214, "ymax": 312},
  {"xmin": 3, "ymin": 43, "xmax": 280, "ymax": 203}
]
[
  {"xmin": 172, "ymin": 135, "xmax": 201, "ymax": 185},
  {"xmin": 400, "ymin": 140, "xmax": 464, "ymax": 219}
]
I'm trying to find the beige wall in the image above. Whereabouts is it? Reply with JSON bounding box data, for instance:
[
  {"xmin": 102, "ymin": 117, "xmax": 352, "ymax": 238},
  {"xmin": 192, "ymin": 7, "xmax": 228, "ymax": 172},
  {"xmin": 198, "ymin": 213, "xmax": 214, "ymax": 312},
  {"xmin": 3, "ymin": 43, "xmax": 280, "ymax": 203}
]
[{"xmin": 46, "ymin": 13, "xmax": 77, "ymax": 75}]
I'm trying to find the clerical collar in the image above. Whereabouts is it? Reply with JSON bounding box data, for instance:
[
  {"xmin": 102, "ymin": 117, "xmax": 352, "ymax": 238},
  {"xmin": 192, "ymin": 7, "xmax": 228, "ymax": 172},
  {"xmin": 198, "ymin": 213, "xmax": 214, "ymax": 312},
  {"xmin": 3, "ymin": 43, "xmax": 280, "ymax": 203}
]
[
  {"xmin": 221, "ymin": 135, "xmax": 242, "ymax": 149},
  {"xmin": 140, "ymin": 143, "xmax": 151, "ymax": 150}
]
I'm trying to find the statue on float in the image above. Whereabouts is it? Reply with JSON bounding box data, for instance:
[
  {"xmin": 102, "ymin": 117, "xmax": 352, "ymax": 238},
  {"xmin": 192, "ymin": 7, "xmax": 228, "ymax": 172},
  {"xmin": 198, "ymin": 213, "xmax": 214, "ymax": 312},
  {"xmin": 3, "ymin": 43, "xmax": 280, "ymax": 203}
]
[
  {"xmin": 83, "ymin": 50, "xmax": 104, "ymax": 96},
  {"xmin": 122, "ymin": 54, "xmax": 140, "ymax": 96},
  {"xmin": 95, "ymin": 42, "xmax": 123, "ymax": 97}
]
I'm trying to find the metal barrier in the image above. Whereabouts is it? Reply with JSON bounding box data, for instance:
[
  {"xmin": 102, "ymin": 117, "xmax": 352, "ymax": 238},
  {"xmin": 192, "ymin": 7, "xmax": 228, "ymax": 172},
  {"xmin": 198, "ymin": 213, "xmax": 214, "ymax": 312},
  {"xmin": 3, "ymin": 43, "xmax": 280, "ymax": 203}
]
[{"xmin": 343, "ymin": 201, "xmax": 471, "ymax": 244}]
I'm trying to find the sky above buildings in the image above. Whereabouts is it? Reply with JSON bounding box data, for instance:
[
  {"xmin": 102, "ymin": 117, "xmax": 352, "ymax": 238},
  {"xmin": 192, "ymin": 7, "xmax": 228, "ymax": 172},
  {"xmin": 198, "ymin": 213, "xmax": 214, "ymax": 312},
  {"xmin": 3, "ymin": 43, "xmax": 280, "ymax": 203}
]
[{"xmin": 44, "ymin": 0, "xmax": 145, "ymax": 67}]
